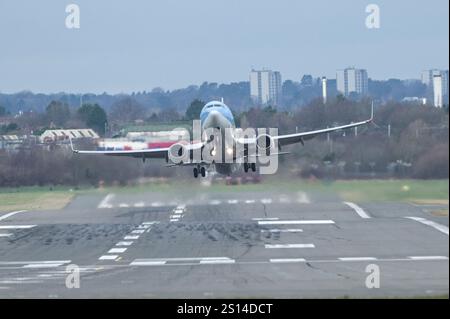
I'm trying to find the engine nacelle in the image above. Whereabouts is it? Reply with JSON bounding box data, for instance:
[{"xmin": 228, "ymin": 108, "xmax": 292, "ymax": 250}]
[
  {"xmin": 256, "ymin": 134, "xmax": 274, "ymax": 151},
  {"xmin": 168, "ymin": 143, "xmax": 188, "ymax": 163}
]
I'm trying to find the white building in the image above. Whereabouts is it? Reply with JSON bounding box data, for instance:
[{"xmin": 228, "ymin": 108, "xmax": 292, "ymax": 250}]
[
  {"xmin": 336, "ymin": 67, "xmax": 369, "ymax": 97},
  {"xmin": 321, "ymin": 77, "xmax": 327, "ymax": 104},
  {"xmin": 250, "ymin": 69, "xmax": 282, "ymax": 106},
  {"xmin": 421, "ymin": 69, "xmax": 449, "ymax": 107},
  {"xmin": 433, "ymin": 75, "xmax": 443, "ymax": 108}
]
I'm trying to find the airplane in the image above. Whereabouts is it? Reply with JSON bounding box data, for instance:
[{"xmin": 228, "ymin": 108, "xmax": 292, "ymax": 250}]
[{"xmin": 71, "ymin": 100, "xmax": 373, "ymax": 178}]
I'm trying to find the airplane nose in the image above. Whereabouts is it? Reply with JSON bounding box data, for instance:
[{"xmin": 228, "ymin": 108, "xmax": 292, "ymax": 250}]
[{"xmin": 205, "ymin": 110, "xmax": 222, "ymax": 127}]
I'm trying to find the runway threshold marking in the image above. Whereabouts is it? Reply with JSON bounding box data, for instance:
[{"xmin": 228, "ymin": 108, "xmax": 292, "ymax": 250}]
[
  {"xmin": 98, "ymin": 194, "xmax": 115, "ymax": 209},
  {"xmin": 0, "ymin": 210, "xmax": 28, "ymax": 222},
  {"xmin": 169, "ymin": 205, "xmax": 186, "ymax": 222},
  {"xmin": 405, "ymin": 217, "xmax": 449, "ymax": 236},
  {"xmin": 98, "ymin": 221, "xmax": 159, "ymax": 262},
  {"xmin": 257, "ymin": 220, "xmax": 334, "ymax": 225},
  {"xmin": 343, "ymin": 202, "xmax": 371, "ymax": 219}
]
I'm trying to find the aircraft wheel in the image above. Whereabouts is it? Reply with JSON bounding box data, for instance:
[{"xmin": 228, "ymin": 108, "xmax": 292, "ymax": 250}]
[
  {"xmin": 200, "ymin": 167, "xmax": 206, "ymax": 177},
  {"xmin": 244, "ymin": 163, "xmax": 249, "ymax": 173},
  {"xmin": 251, "ymin": 163, "xmax": 256, "ymax": 172},
  {"xmin": 193, "ymin": 167, "xmax": 199, "ymax": 178}
]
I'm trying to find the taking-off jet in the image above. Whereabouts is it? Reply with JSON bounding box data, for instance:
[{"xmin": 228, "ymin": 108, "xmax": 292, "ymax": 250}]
[{"xmin": 71, "ymin": 100, "xmax": 373, "ymax": 178}]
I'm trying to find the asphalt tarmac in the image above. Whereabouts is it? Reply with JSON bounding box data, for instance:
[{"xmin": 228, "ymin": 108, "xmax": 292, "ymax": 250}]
[{"xmin": 0, "ymin": 188, "xmax": 448, "ymax": 298}]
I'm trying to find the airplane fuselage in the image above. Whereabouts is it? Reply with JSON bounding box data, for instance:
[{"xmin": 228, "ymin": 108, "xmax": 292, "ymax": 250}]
[{"xmin": 199, "ymin": 101, "xmax": 238, "ymax": 175}]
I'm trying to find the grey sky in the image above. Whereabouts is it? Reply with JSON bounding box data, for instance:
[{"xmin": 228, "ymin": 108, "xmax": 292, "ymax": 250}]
[{"xmin": 0, "ymin": 0, "xmax": 448, "ymax": 94}]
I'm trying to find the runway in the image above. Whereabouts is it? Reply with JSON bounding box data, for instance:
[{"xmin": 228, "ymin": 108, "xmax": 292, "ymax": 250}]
[{"xmin": 0, "ymin": 188, "xmax": 448, "ymax": 298}]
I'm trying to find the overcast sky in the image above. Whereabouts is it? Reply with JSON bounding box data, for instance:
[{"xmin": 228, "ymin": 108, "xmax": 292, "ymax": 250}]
[{"xmin": 0, "ymin": 0, "xmax": 448, "ymax": 94}]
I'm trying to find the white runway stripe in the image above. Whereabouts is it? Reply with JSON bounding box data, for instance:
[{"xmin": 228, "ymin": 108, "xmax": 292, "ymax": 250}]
[
  {"xmin": 261, "ymin": 198, "xmax": 272, "ymax": 204},
  {"xmin": 0, "ymin": 233, "xmax": 12, "ymax": 237},
  {"xmin": 209, "ymin": 200, "xmax": 221, "ymax": 205},
  {"xmin": 261, "ymin": 229, "xmax": 303, "ymax": 233},
  {"xmin": 99, "ymin": 255, "xmax": 118, "ymax": 260},
  {"xmin": 343, "ymin": 202, "xmax": 371, "ymax": 219},
  {"xmin": 258, "ymin": 220, "xmax": 334, "ymax": 225},
  {"xmin": 131, "ymin": 230, "xmax": 145, "ymax": 234},
  {"xmin": 98, "ymin": 194, "xmax": 115, "ymax": 209},
  {"xmin": 406, "ymin": 217, "xmax": 449, "ymax": 236},
  {"xmin": 270, "ymin": 258, "xmax": 306, "ymax": 263},
  {"xmin": 265, "ymin": 244, "xmax": 315, "ymax": 249},
  {"xmin": 245, "ymin": 200, "xmax": 256, "ymax": 204},
  {"xmin": 0, "ymin": 260, "xmax": 71, "ymax": 265},
  {"xmin": 130, "ymin": 260, "xmax": 167, "ymax": 266},
  {"xmin": 116, "ymin": 241, "xmax": 133, "ymax": 246},
  {"xmin": 142, "ymin": 221, "xmax": 158, "ymax": 225},
  {"xmin": 228, "ymin": 199, "xmax": 238, "ymax": 204},
  {"xmin": 23, "ymin": 263, "xmax": 64, "ymax": 268},
  {"xmin": 0, "ymin": 210, "xmax": 28, "ymax": 222},
  {"xmin": 108, "ymin": 248, "xmax": 127, "ymax": 254},
  {"xmin": 199, "ymin": 259, "xmax": 235, "ymax": 264},
  {"xmin": 119, "ymin": 203, "xmax": 129, "ymax": 208},
  {"xmin": 297, "ymin": 192, "xmax": 311, "ymax": 204},
  {"xmin": 252, "ymin": 218, "xmax": 279, "ymax": 221},
  {"xmin": 408, "ymin": 256, "xmax": 449, "ymax": 261},
  {"xmin": 338, "ymin": 257, "xmax": 378, "ymax": 261},
  {"xmin": 0, "ymin": 225, "xmax": 36, "ymax": 229},
  {"xmin": 124, "ymin": 235, "xmax": 139, "ymax": 240},
  {"xmin": 134, "ymin": 202, "xmax": 145, "ymax": 207},
  {"xmin": 151, "ymin": 202, "xmax": 163, "ymax": 207}
]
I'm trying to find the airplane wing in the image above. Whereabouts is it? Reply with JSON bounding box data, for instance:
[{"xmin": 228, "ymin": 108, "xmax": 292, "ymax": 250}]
[
  {"xmin": 236, "ymin": 104, "xmax": 373, "ymax": 147},
  {"xmin": 70, "ymin": 139, "xmax": 204, "ymax": 161}
]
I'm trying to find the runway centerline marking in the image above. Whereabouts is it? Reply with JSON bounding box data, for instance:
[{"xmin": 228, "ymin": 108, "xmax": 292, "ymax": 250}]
[
  {"xmin": 265, "ymin": 244, "xmax": 315, "ymax": 249},
  {"xmin": 0, "ymin": 210, "xmax": 28, "ymax": 222},
  {"xmin": 261, "ymin": 229, "xmax": 303, "ymax": 233},
  {"xmin": 258, "ymin": 220, "xmax": 334, "ymax": 225},
  {"xmin": 0, "ymin": 225, "xmax": 36, "ymax": 229},
  {"xmin": 343, "ymin": 202, "xmax": 371, "ymax": 219},
  {"xmin": 408, "ymin": 256, "xmax": 449, "ymax": 261},
  {"xmin": 0, "ymin": 233, "xmax": 13, "ymax": 237},
  {"xmin": 98, "ymin": 194, "xmax": 115, "ymax": 209},
  {"xmin": 270, "ymin": 258, "xmax": 306, "ymax": 263},
  {"xmin": 339, "ymin": 257, "xmax": 378, "ymax": 261},
  {"xmin": 405, "ymin": 217, "xmax": 449, "ymax": 236}
]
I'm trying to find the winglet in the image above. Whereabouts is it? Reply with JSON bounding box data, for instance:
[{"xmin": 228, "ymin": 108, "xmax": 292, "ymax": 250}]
[
  {"xmin": 69, "ymin": 138, "xmax": 78, "ymax": 153},
  {"xmin": 369, "ymin": 101, "xmax": 374, "ymax": 122}
]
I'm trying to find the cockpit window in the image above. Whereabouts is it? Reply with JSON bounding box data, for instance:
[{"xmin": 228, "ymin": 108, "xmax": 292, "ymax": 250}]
[{"xmin": 206, "ymin": 104, "xmax": 222, "ymax": 108}]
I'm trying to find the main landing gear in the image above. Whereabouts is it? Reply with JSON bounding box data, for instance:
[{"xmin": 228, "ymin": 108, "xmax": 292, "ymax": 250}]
[
  {"xmin": 193, "ymin": 166, "xmax": 206, "ymax": 178},
  {"xmin": 243, "ymin": 163, "xmax": 256, "ymax": 173}
]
